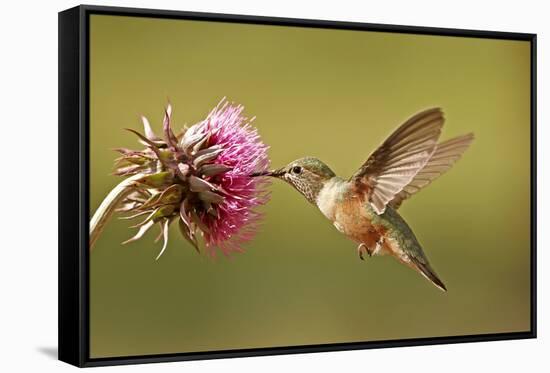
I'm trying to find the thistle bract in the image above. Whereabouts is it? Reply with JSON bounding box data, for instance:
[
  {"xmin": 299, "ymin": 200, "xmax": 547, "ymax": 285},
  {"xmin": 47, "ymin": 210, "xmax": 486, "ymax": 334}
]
[{"xmin": 114, "ymin": 99, "xmax": 270, "ymax": 258}]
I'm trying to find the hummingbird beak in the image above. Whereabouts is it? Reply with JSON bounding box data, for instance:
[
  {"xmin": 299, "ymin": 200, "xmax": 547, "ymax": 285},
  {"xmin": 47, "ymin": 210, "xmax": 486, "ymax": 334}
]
[{"xmin": 250, "ymin": 168, "xmax": 285, "ymax": 178}]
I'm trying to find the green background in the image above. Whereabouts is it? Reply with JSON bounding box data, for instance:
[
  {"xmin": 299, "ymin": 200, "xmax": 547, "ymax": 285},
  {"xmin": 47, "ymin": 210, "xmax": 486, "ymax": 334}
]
[{"xmin": 89, "ymin": 15, "xmax": 531, "ymax": 358}]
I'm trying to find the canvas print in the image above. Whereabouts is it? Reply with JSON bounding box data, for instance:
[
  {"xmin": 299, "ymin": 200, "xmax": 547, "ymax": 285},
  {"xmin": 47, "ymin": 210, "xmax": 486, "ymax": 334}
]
[{"xmin": 88, "ymin": 14, "xmax": 531, "ymax": 358}]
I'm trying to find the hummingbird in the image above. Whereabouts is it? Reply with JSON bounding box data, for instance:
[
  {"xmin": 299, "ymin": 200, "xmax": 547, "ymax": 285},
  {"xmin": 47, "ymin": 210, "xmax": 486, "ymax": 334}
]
[{"xmin": 252, "ymin": 108, "xmax": 473, "ymax": 291}]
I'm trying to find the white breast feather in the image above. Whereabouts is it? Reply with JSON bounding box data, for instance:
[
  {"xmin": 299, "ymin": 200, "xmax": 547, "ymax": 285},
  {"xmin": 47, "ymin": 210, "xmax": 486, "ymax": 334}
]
[{"xmin": 316, "ymin": 178, "xmax": 343, "ymax": 220}]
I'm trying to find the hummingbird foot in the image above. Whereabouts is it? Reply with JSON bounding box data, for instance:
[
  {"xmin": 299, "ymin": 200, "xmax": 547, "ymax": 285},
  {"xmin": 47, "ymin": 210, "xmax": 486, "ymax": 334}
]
[{"xmin": 357, "ymin": 243, "xmax": 371, "ymax": 261}]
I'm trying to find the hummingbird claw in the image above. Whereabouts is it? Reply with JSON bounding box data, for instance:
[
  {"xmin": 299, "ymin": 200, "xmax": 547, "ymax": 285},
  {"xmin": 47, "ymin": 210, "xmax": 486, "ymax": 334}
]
[{"xmin": 357, "ymin": 243, "xmax": 369, "ymax": 261}]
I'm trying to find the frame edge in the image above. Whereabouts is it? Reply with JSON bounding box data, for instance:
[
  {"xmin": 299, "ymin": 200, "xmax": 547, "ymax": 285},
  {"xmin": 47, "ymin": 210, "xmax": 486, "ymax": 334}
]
[
  {"xmin": 79, "ymin": 3, "xmax": 536, "ymax": 40},
  {"xmin": 58, "ymin": 5, "xmax": 86, "ymax": 368},
  {"xmin": 530, "ymin": 33, "xmax": 537, "ymax": 338}
]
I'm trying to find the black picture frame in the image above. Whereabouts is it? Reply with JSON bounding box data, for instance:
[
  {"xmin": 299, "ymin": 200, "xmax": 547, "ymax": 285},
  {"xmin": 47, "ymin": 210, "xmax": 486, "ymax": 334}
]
[{"xmin": 58, "ymin": 4, "xmax": 537, "ymax": 367}]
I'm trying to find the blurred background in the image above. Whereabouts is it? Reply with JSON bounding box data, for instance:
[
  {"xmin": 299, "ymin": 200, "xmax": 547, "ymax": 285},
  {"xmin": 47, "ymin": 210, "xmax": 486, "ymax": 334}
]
[{"xmin": 89, "ymin": 14, "xmax": 531, "ymax": 358}]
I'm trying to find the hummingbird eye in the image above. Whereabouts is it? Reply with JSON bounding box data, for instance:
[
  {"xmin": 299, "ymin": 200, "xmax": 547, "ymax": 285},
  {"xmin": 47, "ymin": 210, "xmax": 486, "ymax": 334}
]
[{"xmin": 291, "ymin": 166, "xmax": 303, "ymax": 175}]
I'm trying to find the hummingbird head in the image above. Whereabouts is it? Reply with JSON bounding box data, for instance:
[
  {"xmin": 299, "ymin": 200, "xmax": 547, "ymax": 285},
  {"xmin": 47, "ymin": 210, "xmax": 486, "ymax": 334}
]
[{"xmin": 251, "ymin": 157, "xmax": 336, "ymax": 203}]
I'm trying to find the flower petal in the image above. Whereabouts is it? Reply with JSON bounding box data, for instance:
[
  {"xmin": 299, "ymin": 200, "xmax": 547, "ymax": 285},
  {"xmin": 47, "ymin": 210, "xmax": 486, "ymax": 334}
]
[
  {"xmin": 198, "ymin": 190, "xmax": 225, "ymax": 204},
  {"xmin": 157, "ymin": 184, "xmax": 183, "ymax": 205},
  {"xmin": 199, "ymin": 164, "xmax": 232, "ymax": 177},
  {"xmin": 188, "ymin": 175, "xmax": 215, "ymax": 192},
  {"xmin": 175, "ymin": 163, "xmax": 190, "ymax": 181},
  {"xmin": 192, "ymin": 147, "xmax": 224, "ymax": 168},
  {"xmin": 178, "ymin": 219, "xmax": 200, "ymax": 253},
  {"xmin": 163, "ymin": 105, "xmax": 178, "ymax": 149},
  {"xmin": 135, "ymin": 171, "xmax": 174, "ymax": 188},
  {"xmin": 122, "ymin": 220, "xmax": 155, "ymax": 244},
  {"xmin": 192, "ymin": 132, "xmax": 210, "ymax": 153},
  {"xmin": 124, "ymin": 128, "xmax": 169, "ymax": 166},
  {"xmin": 130, "ymin": 208, "xmax": 160, "ymax": 228},
  {"xmin": 155, "ymin": 218, "xmax": 171, "ymax": 260},
  {"xmin": 118, "ymin": 210, "xmax": 152, "ymax": 220},
  {"xmin": 141, "ymin": 116, "xmax": 159, "ymax": 141},
  {"xmin": 180, "ymin": 131, "xmax": 207, "ymax": 153},
  {"xmin": 190, "ymin": 209, "xmax": 210, "ymax": 233},
  {"xmin": 179, "ymin": 199, "xmax": 192, "ymax": 229}
]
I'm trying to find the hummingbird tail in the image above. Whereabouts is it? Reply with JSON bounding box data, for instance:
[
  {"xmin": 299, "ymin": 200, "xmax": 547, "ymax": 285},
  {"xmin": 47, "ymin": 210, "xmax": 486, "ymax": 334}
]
[{"xmin": 412, "ymin": 260, "xmax": 447, "ymax": 292}]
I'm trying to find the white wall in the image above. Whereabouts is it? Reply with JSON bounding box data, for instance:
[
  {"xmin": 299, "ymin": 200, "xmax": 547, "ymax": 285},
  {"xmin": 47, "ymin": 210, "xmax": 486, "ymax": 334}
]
[{"xmin": 0, "ymin": 0, "xmax": 546, "ymax": 372}]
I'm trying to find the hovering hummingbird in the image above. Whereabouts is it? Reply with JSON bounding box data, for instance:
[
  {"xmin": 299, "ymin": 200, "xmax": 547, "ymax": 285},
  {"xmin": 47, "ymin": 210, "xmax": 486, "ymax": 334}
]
[{"xmin": 252, "ymin": 108, "xmax": 473, "ymax": 291}]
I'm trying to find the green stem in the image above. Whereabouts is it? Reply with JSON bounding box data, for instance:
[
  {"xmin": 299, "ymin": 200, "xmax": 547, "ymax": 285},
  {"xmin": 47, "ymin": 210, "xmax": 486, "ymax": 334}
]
[{"xmin": 89, "ymin": 174, "xmax": 144, "ymax": 250}]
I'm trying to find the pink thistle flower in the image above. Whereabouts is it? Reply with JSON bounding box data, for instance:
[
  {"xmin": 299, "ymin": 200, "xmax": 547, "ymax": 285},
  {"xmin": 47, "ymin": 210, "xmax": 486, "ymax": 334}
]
[
  {"xmin": 188, "ymin": 100, "xmax": 271, "ymax": 256},
  {"xmin": 114, "ymin": 98, "xmax": 270, "ymax": 259}
]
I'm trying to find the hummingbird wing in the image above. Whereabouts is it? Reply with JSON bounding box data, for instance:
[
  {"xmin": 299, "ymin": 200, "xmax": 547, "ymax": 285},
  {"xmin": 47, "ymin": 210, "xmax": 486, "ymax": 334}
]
[
  {"xmin": 350, "ymin": 108, "xmax": 444, "ymax": 214},
  {"xmin": 389, "ymin": 133, "xmax": 474, "ymax": 209}
]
